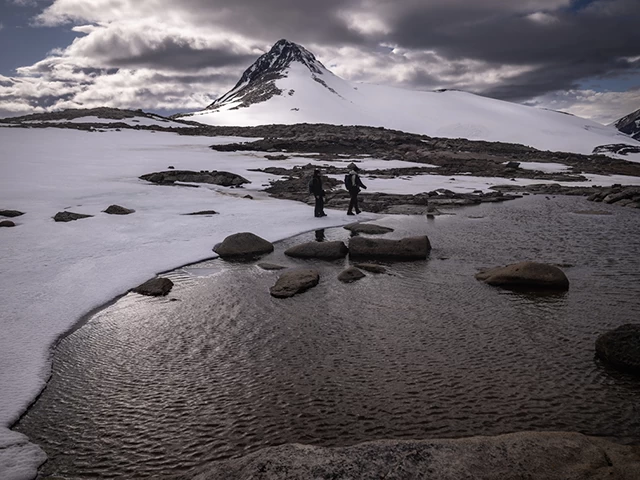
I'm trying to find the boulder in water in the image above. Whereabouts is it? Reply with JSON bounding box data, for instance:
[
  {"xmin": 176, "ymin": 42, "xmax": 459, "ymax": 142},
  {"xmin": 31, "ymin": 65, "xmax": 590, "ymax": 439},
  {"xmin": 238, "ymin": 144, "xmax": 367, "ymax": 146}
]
[
  {"xmin": 214, "ymin": 232, "xmax": 274, "ymax": 258},
  {"xmin": 338, "ymin": 267, "xmax": 365, "ymax": 283},
  {"xmin": 285, "ymin": 241, "xmax": 348, "ymax": 260},
  {"xmin": 132, "ymin": 277, "xmax": 174, "ymax": 296},
  {"xmin": 595, "ymin": 324, "xmax": 640, "ymax": 375},
  {"xmin": 343, "ymin": 223, "xmax": 394, "ymax": 235},
  {"xmin": 270, "ymin": 269, "xmax": 319, "ymax": 298},
  {"xmin": 475, "ymin": 261, "xmax": 569, "ymax": 291},
  {"xmin": 349, "ymin": 236, "xmax": 430, "ymax": 260}
]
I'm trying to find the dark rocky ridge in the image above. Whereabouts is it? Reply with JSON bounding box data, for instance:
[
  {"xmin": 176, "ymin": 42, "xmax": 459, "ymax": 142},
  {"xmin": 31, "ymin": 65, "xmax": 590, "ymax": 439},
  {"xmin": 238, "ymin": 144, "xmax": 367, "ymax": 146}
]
[{"xmin": 614, "ymin": 108, "xmax": 640, "ymax": 141}]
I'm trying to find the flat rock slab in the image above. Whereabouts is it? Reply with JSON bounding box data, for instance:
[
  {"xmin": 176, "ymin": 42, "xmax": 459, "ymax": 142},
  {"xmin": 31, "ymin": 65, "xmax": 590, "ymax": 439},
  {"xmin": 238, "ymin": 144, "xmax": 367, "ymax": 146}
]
[
  {"xmin": 53, "ymin": 211, "xmax": 94, "ymax": 222},
  {"xmin": 344, "ymin": 223, "xmax": 394, "ymax": 234},
  {"xmin": 349, "ymin": 236, "xmax": 431, "ymax": 260},
  {"xmin": 596, "ymin": 324, "xmax": 640, "ymax": 375},
  {"xmin": 476, "ymin": 261, "xmax": 569, "ymax": 291},
  {"xmin": 270, "ymin": 269, "xmax": 319, "ymax": 298},
  {"xmin": 0, "ymin": 209, "xmax": 24, "ymax": 217},
  {"xmin": 0, "ymin": 220, "xmax": 16, "ymax": 227},
  {"xmin": 191, "ymin": 431, "xmax": 640, "ymax": 480},
  {"xmin": 338, "ymin": 267, "xmax": 365, "ymax": 283},
  {"xmin": 185, "ymin": 210, "xmax": 218, "ymax": 215},
  {"xmin": 354, "ymin": 263, "xmax": 387, "ymax": 274},
  {"xmin": 258, "ymin": 263, "xmax": 287, "ymax": 271},
  {"xmin": 285, "ymin": 241, "xmax": 348, "ymax": 260},
  {"xmin": 104, "ymin": 204, "xmax": 135, "ymax": 215},
  {"xmin": 131, "ymin": 277, "xmax": 174, "ymax": 296},
  {"xmin": 214, "ymin": 232, "xmax": 274, "ymax": 258}
]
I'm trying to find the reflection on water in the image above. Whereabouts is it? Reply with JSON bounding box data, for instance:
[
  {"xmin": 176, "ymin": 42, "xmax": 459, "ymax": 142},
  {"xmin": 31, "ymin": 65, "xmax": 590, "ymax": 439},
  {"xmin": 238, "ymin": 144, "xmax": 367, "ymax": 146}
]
[{"xmin": 15, "ymin": 196, "xmax": 640, "ymax": 479}]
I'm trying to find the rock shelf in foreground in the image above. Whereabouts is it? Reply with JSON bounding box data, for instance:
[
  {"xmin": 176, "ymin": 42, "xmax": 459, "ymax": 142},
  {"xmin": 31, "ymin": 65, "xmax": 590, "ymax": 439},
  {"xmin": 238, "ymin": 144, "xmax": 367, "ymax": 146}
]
[{"xmin": 190, "ymin": 431, "xmax": 640, "ymax": 480}]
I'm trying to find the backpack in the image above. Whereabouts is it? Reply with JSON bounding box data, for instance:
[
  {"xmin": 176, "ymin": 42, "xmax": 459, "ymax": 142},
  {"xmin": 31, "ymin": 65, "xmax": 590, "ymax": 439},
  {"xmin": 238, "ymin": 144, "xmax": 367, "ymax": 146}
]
[{"xmin": 344, "ymin": 173, "xmax": 353, "ymax": 190}]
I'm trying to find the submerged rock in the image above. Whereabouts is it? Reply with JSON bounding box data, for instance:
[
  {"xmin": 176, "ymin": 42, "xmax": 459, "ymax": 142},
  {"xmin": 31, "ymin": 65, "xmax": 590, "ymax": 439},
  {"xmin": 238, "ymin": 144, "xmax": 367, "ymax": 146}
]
[
  {"xmin": 53, "ymin": 211, "xmax": 94, "ymax": 222},
  {"xmin": 0, "ymin": 209, "xmax": 24, "ymax": 217},
  {"xmin": 131, "ymin": 277, "xmax": 174, "ymax": 296},
  {"xmin": 214, "ymin": 232, "xmax": 274, "ymax": 258},
  {"xmin": 475, "ymin": 261, "xmax": 569, "ymax": 291},
  {"xmin": 343, "ymin": 223, "xmax": 394, "ymax": 235},
  {"xmin": 596, "ymin": 324, "xmax": 640, "ymax": 375},
  {"xmin": 338, "ymin": 267, "xmax": 365, "ymax": 283},
  {"xmin": 190, "ymin": 431, "xmax": 640, "ymax": 480},
  {"xmin": 270, "ymin": 269, "xmax": 319, "ymax": 298},
  {"xmin": 104, "ymin": 204, "xmax": 135, "ymax": 215},
  {"xmin": 258, "ymin": 263, "xmax": 287, "ymax": 271},
  {"xmin": 349, "ymin": 236, "xmax": 431, "ymax": 260},
  {"xmin": 285, "ymin": 241, "xmax": 348, "ymax": 260}
]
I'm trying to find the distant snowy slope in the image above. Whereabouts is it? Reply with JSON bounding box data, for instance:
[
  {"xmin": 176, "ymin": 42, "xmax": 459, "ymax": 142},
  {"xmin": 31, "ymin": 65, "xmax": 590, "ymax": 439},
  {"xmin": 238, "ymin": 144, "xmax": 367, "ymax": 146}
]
[{"xmin": 181, "ymin": 40, "xmax": 639, "ymax": 159}]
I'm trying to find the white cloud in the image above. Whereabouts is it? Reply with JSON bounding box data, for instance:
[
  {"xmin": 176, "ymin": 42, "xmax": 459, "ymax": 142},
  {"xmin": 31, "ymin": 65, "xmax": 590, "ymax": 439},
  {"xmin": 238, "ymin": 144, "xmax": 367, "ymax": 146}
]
[{"xmin": 527, "ymin": 12, "xmax": 560, "ymax": 25}]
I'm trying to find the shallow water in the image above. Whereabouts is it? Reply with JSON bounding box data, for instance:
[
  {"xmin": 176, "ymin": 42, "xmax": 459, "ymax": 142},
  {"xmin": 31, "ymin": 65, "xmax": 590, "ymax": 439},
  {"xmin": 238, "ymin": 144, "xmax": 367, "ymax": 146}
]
[{"xmin": 16, "ymin": 195, "xmax": 640, "ymax": 479}]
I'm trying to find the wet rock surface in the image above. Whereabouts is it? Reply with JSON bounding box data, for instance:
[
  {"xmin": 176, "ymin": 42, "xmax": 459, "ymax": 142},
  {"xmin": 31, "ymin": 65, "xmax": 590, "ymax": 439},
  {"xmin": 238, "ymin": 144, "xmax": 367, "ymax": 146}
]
[
  {"xmin": 104, "ymin": 204, "xmax": 135, "ymax": 215},
  {"xmin": 140, "ymin": 170, "xmax": 249, "ymax": 187},
  {"xmin": 191, "ymin": 431, "xmax": 640, "ymax": 480},
  {"xmin": 131, "ymin": 277, "xmax": 174, "ymax": 297},
  {"xmin": 349, "ymin": 235, "xmax": 431, "ymax": 260},
  {"xmin": 270, "ymin": 268, "xmax": 320, "ymax": 298},
  {"xmin": 0, "ymin": 209, "xmax": 24, "ymax": 217},
  {"xmin": 344, "ymin": 223, "xmax": 394, "ymax": 234},
  {"xmin": 338, "ymin": 267, "xmax": 365, "ymax": 283},
  {"xmin": 596, "ymin": 324, "xmax": 640, "ymax": 375},
  {"xmin": 257, "ymin": 263, "xmax": 287, "ymax": 271},
  {"xmin": 353, "ymin": 263, "xmax": 387, "ymax": 274},
  {"xmin": 214, "ymin": 232, "xmax": 274, "ymax": 258},
  {"xmin": 284, "ymin": 241, "xmax": 348, "ymax": 260},
  {"xmin": 53, "ymin": 211, "xmax": 94, "ymax": 222},
  {"xmin": 476, "ymin": 261, "xmax": 570, "ymax": 291}
]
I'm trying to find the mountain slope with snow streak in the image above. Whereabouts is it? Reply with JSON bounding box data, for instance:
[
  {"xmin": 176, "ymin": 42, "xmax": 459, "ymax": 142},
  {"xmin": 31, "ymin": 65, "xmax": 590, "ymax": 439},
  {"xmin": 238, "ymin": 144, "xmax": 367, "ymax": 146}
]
[{"xmin": 181, "ymin": 40, "xmax": 640, "ymax": 160}]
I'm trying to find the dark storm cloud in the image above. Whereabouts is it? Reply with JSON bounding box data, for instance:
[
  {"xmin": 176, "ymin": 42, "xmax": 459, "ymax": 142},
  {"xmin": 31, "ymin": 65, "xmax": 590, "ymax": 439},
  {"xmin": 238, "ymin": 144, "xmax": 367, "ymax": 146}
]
[{"xmin": 388, "ymin": 0, "xmax": 640, "ymax": 98}]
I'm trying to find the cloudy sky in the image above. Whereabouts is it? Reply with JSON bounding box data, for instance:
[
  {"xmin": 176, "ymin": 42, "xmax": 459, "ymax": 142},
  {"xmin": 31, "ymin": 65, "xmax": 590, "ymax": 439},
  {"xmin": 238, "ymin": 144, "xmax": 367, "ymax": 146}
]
[{"xmin": 0, "ymin": 0, "xmax": 638, "ymax": 123}]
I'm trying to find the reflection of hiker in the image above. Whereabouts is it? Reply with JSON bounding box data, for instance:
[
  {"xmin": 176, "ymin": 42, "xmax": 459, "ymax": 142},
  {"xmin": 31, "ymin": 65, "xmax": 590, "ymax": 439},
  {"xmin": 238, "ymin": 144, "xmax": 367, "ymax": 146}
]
[
  {"xmin": 309, "ymin": 169, "xmax": 326, "ymax": 217},
  {"xmin": 344, "ymin": 164, "xmax": 367, "ymax": 215}
]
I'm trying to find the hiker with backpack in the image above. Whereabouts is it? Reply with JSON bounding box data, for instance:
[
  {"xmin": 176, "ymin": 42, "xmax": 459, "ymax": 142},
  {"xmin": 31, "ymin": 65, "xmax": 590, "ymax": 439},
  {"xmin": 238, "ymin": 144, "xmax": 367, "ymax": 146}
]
[
  {"xmin": 309, "ymin": 168, "xmax": 327, "ymax": 217},
  {"xmin": 344, "ymin": 163, "xmax": 367, "ymax": 215}
]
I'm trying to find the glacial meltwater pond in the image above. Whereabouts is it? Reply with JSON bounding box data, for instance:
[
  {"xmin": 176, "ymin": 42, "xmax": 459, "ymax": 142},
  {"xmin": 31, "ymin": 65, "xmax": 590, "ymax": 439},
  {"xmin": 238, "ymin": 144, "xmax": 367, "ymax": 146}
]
[{"xmin": 15, "ymin": 195, "xmax": 640, "ymax": 479}]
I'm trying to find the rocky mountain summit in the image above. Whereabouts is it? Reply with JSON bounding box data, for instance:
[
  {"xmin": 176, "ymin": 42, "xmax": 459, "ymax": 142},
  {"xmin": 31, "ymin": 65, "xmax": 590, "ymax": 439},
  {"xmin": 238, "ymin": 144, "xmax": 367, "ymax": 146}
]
[
  {"xmin": 202, "ymin": 39, "xmax": 332, "ymax": 112},
  {"xmin": 614, "ymin": 107, "xmax": 640, "ymax": 141}
]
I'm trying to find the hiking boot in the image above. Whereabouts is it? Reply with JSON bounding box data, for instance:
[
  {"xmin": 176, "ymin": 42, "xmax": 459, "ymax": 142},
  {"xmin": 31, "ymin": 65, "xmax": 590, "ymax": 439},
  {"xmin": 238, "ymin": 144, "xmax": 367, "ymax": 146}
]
[{"xmin": 347, "ymin": 211, "xmax": 355, "ymax": 215}]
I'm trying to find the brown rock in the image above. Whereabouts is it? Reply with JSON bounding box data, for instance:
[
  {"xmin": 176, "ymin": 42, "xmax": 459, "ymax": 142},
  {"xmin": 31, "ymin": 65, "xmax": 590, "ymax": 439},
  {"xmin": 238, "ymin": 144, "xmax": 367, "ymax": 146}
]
[
  {"xmin": 0, "ymin": 209, "xmax": 24, "ymax": 218},
  {"xmin": 53, "ymin": 211, "xmax": 94, "ymax": 222},
  {"xmin": 343, "ymin": 223, "xmax": 394, "ymax": 235},
  {"xmin": 595, "ymin": 324, "xmax": 640, "ymax": 375},
  {"xmin": 104, "ymin": 204, "xmax": 135, "ymax": 215},
  {"xmin": 338, "ymin": 267, "xmax": 365, "ymax": 283},
  {"xmin": 270, "ymin": 269, "xmax": 319, "ymax": 298},
  {"xmin": 0, "ymin": 220, "xmax": 16, "ymax": 227},
  {"xmin": 349, "ymin": 236, "xmax": 431, "ymax": 260},
  {"xmin": 285, "ymin": 241, "xmax": 348, "ymax": 260},
  {"xmin": 131, "ymin": 277, "xmax": 174, "ymax": 296},
  {"xmin": 214, "ymin": 232, "xmax": 274, "ymax": 258},
  {"xmin": 476, "ymin": 261, "xmax": 569, "ymax": 291}
]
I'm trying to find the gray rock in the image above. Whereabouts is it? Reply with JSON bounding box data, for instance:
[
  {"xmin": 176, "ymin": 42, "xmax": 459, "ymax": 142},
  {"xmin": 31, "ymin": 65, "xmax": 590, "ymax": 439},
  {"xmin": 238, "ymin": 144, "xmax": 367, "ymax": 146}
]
[
  {"xmin": 285, "ymin": 241, "xmax": 348, "ymax": 260},
  {"xmin": 131, "ymin": 277, "xmax": 173, "ymax": 296},
  {"xmin": 270, "ymin": 269, "xmax": 319, "ymax": 298},
  {"xmin": 0, "ymin": 220, "xmax": 16, "ymax": 227},
  {"xmin": 354, "ymin": 263, "xmax": 387, "ymax": 274},
  {"xmin": 140, "ymin": 170, "xmax": 249, "ymax": 187},
  {"xmin": 349, "ymin": 236, "xmax": 431, "ymax": 260},
  {"xmin": 596, "ymin": 324, "xmax": 640, "ymax": 375},
  {"xmin": 214, "ymin": 232, "xmax": 274, "ymax": 258},
  {"xmin": 104, "ymin": 204, "xmax": 135, "ymax": 215},
  {"xmin": 344, "ymin": 223, "xmax": 394, "ymax": 235},
  {"xmin": 476, "ymin": 261, "xmax": 569, "ymax": 291},
  {"xmin": 190, "ymin": 431, "xmax": 640, "ymax": 480},
  {"xmin": 53, "ymin": 211, "xmax": 94, "ymax": 222},
  {"xmin": 338, "ymin": 267, "xmax": 365, "ymax": 283},
  {"xmin": 0, "ymin": 209, "xmax": 24, "ymax": 217},
  {"xmin": 258, "ymin": 263, "xmax": 287, "ymax": 271},
  {"xmin": 185, "ymin": 210, "xmax": 218, "ymax": 215}
]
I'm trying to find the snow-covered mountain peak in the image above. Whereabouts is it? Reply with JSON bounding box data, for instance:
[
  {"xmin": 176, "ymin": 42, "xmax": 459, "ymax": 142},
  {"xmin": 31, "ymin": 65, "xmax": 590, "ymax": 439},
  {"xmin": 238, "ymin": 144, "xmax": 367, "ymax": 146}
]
[{"xmin": 204, "ymin": 39, "xmax": 330, "ymax": 111}]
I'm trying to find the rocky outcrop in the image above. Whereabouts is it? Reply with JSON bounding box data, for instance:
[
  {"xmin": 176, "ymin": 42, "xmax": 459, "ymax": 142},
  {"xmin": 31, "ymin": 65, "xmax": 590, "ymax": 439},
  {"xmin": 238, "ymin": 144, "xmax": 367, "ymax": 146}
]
[
  {"xmin": 349, "ymin": 236, "xmax": 431, "ymax": 260},
  {"xmin": 0, "ymin": 209, "xmax": 24, "ymax": 217},
  {"xmin": 587, "ymin": 186, "xmax": 640, "ymax": 208},
  {"xmin": 214, "ymin": 232, "xmax": 274, "ymax": 258},
  {"xmin": 354, "ymin": 263, "xmax": 387, "ymax": 274},
  {"xmin": 285, "ymin": 241, "xmax": 348, "ymax": 260},
  {"xmin": 0, "ymin": 220, "xmax": 16, "ymax": 227},
  {"xmin": 258, "ymin": 263, "xmax": 287, "ymax": 271},
  {"xmin": 131, "ymin": 277, "xmax": 174, "ymax": 296},
  {"xmin": 614, "ymin": 108, "xmax": 640, "ymax": 141},
  {"xmin": 344, "ymin": 223, "xmax": 394, "ymax": 235},
  {"xmin": 190, "ymin": 431, "xmax": 640, "ymax": 480},
  {"xmin": 476, "ymin": 261, "xmax": 569, "ymax": 291},
  {"xmin": 338, "ymin": 267, "xmax": 365, "ymax": 283},
  {"xmin": 140, "ymin": 170, "xmax": 249, "ymax": 187},
  {"xmin": 270, "ymin": 269, "xmax": 319, "ymax": 298},
  {"xmin": 104, "ymin": 205, "xmax": 135, "ymax": 215},
  {"xmin": 596, "ymin": 324, "xmax": 640, "ymax": 375},
  {"xmin": 53, "ymin": 211, "xmax": 94, "ymax": 222}
]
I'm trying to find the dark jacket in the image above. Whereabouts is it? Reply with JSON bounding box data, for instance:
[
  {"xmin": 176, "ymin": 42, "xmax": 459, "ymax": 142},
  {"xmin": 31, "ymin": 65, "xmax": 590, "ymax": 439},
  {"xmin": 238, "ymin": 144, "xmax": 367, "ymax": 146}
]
[
  {"xmin": 309, "ymin": 174, "xmax": 324, "ymax": 196},
  {"xmin": 345, "ymin": 171, "xmax": 366, "ymax": 193}
]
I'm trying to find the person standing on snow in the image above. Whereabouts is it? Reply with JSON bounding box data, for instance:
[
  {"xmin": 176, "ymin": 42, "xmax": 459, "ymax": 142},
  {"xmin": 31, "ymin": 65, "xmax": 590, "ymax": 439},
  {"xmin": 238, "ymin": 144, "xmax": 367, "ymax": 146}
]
[
  {"xmin": 309, "ymin": 168, "xmax": 327, "ymax": 217},
  {"xmin": 345, "ymin": 164, "xmax": 367, "ymax": 215}
]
